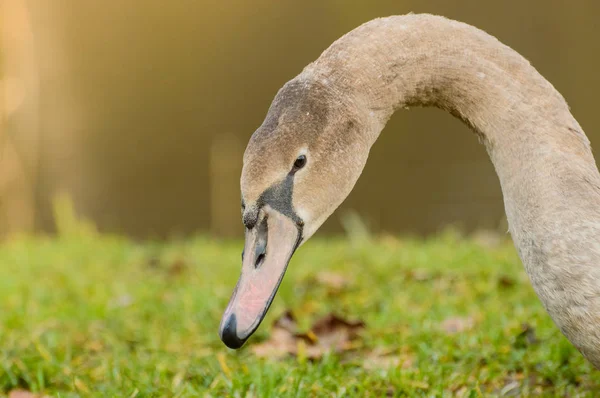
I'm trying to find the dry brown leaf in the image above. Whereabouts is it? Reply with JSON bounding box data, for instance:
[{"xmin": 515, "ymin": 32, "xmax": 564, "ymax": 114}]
[
  {"xmin": 251, "ymin": 328, "xmax": 296, "ymax": 359},
  {"xmin": 251, "ymin": 311, "xmax": 365, "ymax": 359},
  {"xmin": 308, "ymin": 313, "xmax": 364, "ymax": 351},
  {"xmin": 273, "ymin": 310, "xmax": 297, "ymax": 333},
  {"xmin": 251, "ymin": 312, "xmax": 300, "ymax": 359},
  {"xmin": 440, "ymin": 316, "xmax": 474, "ymax": 334}
]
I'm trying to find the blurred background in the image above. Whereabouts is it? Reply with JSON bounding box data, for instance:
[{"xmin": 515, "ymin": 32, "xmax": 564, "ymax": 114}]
[{"xmin": 1, "ymin": 0, "xmax": 599, "ymax": 239}]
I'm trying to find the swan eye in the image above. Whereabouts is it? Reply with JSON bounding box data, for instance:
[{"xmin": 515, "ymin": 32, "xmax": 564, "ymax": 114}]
[{"xmin": 292, "ymin": 155, "xmax": 307, "ymax": 171}]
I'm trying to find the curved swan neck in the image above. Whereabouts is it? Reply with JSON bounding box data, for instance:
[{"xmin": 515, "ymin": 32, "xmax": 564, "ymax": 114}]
[
  {"xmin": 306, "ymin": 15, "xmax": 588, "ymax": 151},
  {"xmin": 298, "ymin": 14, "xmax": 600, "ymax": 367},
  {"xmin": 299, "ymin": 14, "xmax": 600, "ymax": 221}
]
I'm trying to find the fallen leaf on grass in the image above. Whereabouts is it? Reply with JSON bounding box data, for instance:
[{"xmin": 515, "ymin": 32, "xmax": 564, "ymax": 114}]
[
  {"xmin": 310, "ymin": 313, "xmax": 364, "ymax": 349},
  {"xmin": 440, "ymin": 316, "xmax": 475, "ymax": 334},
  {"xmin": 250, "ymin": 311, "xmax": 302, "ymax": 359},
  {"xmin": 273, "ymin": 310, "xmax": 297, "ymax": 333},
  {"xmin": 251, "ymin": 311, "xmax": 364, "ymax": 359}
]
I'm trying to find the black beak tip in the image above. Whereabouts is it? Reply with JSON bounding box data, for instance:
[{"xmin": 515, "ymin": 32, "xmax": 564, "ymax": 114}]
[{"xmin": 219, "ymin": 314, "xmax": 247, "ymax": 349}]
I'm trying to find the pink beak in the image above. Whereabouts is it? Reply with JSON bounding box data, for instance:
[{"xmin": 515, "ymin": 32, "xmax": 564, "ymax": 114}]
[{"xmin": 219, "ymin": 206, "xmax": 301, "ymax": 348}]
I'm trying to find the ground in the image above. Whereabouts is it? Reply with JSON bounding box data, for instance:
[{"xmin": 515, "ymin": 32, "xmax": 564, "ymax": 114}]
[{"xmin": 1, "ymin": 218, "xmax": 599, "ymax": 396}]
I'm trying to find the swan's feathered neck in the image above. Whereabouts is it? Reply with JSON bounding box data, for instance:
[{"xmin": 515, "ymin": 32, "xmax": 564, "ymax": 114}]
[{"xmin": 296, "ymin": 14, "xmax": 600, "ymax": 367}]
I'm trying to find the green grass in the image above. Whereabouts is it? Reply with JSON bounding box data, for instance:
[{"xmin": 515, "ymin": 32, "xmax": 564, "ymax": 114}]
[{"xmin": 1, "ymin": 227, "xmax": 599, "ymax": 397}]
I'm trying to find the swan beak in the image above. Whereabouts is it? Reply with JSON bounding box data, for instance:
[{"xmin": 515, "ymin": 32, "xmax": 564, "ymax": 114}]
[{"xmin": 219, "ymin": 207, "xmax": 301, "ymax": 349}]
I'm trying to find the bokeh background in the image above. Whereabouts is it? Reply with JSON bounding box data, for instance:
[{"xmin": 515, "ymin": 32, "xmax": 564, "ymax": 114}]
[{"xmin": 2, "ymin": 0, "xmax": 599, "ymax": 239}]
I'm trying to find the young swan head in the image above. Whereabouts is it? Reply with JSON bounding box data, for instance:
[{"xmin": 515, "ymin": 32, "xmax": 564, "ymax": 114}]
[{"xmin": 219, "ymin": 78, "xmax": 372, "ymax": 348}]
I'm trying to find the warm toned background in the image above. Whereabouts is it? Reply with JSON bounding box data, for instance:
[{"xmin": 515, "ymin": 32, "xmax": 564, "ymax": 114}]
[{"xmin": 2, "ymin": 0, "xmax": 599, "ymax": 238}]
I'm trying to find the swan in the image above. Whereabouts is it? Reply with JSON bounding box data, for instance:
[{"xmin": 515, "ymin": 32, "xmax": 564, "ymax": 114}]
[{"xmin": 218, "ymin": 14, "xmax": 600, "ymax": 369}]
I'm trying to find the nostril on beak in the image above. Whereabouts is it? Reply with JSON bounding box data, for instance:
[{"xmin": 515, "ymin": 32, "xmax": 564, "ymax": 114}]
[
  {"xmin": 255, "ymin": 253, "xmax": 265, "ymax": 268},
  {"xmin": 253, "ymin": 216, "xmax": 268, "ymax": 269}
]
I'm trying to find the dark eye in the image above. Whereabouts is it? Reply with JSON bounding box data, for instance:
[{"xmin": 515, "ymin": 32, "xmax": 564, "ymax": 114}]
[{"xmin": 292, "ymin": 155, "xmax": 307, "ymax": 171}]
